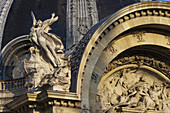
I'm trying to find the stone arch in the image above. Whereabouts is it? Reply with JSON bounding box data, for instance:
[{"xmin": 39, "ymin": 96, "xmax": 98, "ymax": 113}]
[
  {"xmin": 70, "ymin": 1, "xmax": 170, "ymax": 111},
  {"xmin": 0, "ymin": 0, "xmax": 14, "ymax": 49},
  {"xmin": 1, "ymin": 35, "xmax": 31, "ymax": 80}
]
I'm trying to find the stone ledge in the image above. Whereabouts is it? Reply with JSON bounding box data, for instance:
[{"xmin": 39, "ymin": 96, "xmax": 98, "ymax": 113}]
[
  {"xmin": 38, "ymin": 90, "xmax": 80, "ymax": 101},
  {"xmin": 5, "ymin": 90, "xmax": 80, "ymax": 113}
]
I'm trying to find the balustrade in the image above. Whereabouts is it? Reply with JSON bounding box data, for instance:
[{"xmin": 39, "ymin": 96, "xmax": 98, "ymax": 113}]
[{"xmin": 0, "ymin": 77, "xmax": 25, "ymax": 91}]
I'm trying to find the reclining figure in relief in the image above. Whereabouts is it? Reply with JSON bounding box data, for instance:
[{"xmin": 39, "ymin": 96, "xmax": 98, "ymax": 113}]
[{"xmin": 24, "ymin": 12, "xmax": 71, "ymax": 93}]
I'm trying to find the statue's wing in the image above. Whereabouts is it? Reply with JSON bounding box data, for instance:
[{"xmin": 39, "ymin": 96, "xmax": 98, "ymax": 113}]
[
  {"xmin": 47, "ymin": 33, "xmax": 64, "ymax": 50},
  {"xmin": 31, "ymin": 11, "xmax": 37, "ymax": 26}
]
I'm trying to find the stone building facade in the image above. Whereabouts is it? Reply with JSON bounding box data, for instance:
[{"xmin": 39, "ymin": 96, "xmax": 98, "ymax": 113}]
[{"xmin": 0, "ymin": 0, "xmax": 169, "ymax": 113}]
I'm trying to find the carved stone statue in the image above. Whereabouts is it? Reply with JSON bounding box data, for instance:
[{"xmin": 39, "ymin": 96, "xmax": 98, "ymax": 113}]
[
  {"xmin": 24, "ymin": 12, "xmax": 71, "ymax": 92},
  {"xmin": 30, "ymin": 12, "xmax": 64, "ymax": 67}
]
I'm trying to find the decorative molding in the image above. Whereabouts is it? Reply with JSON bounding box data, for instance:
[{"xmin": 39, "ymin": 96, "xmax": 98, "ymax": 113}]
[
  {"xmin": 105, "ymin": 56, "xmax": 170, "ymax": 79},
  {"xmin": 70, "ymin": 2, "xmax": 170, "ymax": 112},
  {"xmin": 71, "ymin": 26, "xmax": 98, "ymax": 87},
  {"xmin": 6, "ymin": 91, "xmax": 81, "ymax": 112},
  {"xmin": 66, "ymin": 0, "xmax": 99, "ymax": 49},
  {"xmin": 0, "ymin": 0, "xmax": 14, "ymax": 50},
  {"xmin": 132, "ymin": 31, "xmax": 146, "ymax": 42},
  {"xmin": 71, "ymin": 4, "xmax": 170, "ymax": 87},
  {"xmin": 78, "ymin": 24, "xmax": 89, "ymax": 35},
  {"xmin": 105, "ymin": 42, "xmax": 117, "ymax": 55},
  {"xmin": 165, "ymin": 35, "xmax": 170, "ymax": 45},
  {"xmin": 46, "ymin": 100, "xmax": 80, "ymax": 108}
]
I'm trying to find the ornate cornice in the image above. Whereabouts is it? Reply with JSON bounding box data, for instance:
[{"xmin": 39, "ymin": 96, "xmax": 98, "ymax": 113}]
[{"xmin": 6, "ymin": 90, "xmax": 81, "ymax": 112}]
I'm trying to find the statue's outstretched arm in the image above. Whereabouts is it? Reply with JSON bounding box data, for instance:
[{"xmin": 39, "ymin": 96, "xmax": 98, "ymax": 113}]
[{"xmin": 41, "ymin": 13, "xmax": 58, "ymax": 30}]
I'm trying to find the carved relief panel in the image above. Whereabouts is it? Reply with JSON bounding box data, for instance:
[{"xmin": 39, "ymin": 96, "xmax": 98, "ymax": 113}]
[{"xmin": 94, "ymin": 57, "xmax": 170, "ymax": 113}]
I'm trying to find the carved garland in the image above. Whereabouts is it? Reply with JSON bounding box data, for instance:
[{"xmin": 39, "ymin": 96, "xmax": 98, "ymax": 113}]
[{"xmin": 104, "ymin": 56, "xmax": 170, "ymax": 79}]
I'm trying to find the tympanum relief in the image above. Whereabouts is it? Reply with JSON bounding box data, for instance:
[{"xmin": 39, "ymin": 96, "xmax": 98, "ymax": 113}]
[
  {"xmin": 96, "ymin": 56, "xmax": 170, "ymax": 113},
  {"xmin": 97, "ymin": 68, "xmax": 170, "ymax": 113},
  {"xmin": 24, "ymin": 13, "xmax": 71, "ymax": 92}
]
